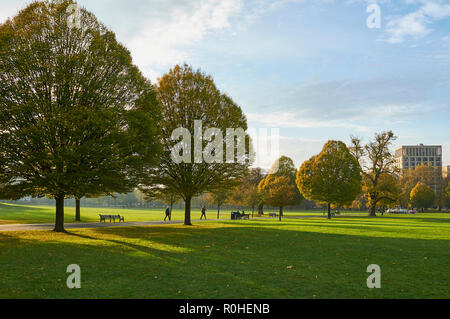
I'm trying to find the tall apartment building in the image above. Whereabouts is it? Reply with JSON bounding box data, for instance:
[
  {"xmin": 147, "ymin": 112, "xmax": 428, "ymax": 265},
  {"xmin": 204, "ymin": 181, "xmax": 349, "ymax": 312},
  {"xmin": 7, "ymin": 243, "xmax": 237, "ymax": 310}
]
[{"xmin": 395, "ymin": 144, "xmax": 443, "ymax": 192}]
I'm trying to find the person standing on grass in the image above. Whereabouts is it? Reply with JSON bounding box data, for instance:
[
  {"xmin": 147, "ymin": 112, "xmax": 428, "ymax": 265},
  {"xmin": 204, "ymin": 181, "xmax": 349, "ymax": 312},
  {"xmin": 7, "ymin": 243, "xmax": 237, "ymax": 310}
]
[
  {"xmin": 164, "ymin": 207, "xmax": 171, "ymax": 221},
  {"xmin": 201, "ymin": 206, "xmax": 207, "ymax": 220}
]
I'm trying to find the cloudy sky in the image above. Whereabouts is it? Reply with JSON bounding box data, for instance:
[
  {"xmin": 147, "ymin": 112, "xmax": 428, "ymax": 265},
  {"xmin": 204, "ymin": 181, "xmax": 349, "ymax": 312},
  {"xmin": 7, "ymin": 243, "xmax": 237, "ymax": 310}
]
[{"xmin": 1, "ymin": 0, "xmax": 449, "ymax": 167}]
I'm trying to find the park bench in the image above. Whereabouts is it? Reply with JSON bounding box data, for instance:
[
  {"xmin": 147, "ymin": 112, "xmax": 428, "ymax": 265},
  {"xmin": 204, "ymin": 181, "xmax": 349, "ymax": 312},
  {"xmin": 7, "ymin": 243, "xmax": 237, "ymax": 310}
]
[
  {"xmin": 331, "ymin": 211, "xmax": 341, "ymax": 217},
  {"xmin": 99, "ymin": 214, "xmax": 125, "ymax": 223},
  {"xmin": 269, "ymin": 213, "xmax": 279, "ymax": 218},
  {"xmin": 231, "ymin": 212, "xmax": 251, "ymax": 220}
]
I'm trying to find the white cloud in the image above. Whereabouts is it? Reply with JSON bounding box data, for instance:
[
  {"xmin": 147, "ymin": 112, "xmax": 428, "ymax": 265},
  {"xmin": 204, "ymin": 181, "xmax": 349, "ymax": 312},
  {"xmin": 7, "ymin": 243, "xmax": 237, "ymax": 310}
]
[
  {"xmin": 126, "ymin": 0, "xmax": 244, "ymax": 81},
  {"xmin": 383, "ymin": 1, "xmax": 450, "ymax": 43},
  {"xmin": 278, "ymin": 136, "xmax": 326, "ymax": 168},
  {"xmin": 247, "ymin": 132, "xmax": 326, "ymax": 169},
  {"xmin": 125, "ymin": 0, "xmax": 313, "ymax": 81},
  {"xmin": 247, "ymin": 111, "xmax": 373, "ymax": 131},
  {"xmin": 242, "ymin": 75, "xmax": 435, "ymax": 132}
]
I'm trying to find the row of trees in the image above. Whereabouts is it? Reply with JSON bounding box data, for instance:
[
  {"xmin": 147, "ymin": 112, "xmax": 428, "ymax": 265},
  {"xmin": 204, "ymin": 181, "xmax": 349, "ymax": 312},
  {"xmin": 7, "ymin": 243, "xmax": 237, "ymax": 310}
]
[
  {"xmin": 204, "ymin": 133, "xmax": 385, "ymax": 220},
  {"xmin": 350, "ymin": 164, "xmax": 449, "ymax": 212},
  {"xmin": 0, "ymin": 1, "xmax": 252, "ymax": 232},
  {"xmin": 209, "ymin": 131, "xmax": 449, "ymax": 220},
  {"xmin": 398, "ymin": 164, "xmax": 448, "ymax": 210},
  {"xmin": 1, "ymin": 1, "xmax": 447, "ymax": 232}
]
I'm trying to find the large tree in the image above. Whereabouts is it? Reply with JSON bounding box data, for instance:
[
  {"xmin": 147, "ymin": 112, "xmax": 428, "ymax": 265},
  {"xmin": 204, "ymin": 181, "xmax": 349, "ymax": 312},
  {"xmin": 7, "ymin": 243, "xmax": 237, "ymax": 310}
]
[
  {"xmin": 258, "ymin": 175, "xmax": 295, "ymax": 221},
  {"xmin": 297, "ymin": 141, "xmax": 362, "ymax": 219},
  {"xmin": 268, "ymin": 156, "xmax": 303, "ymax": 205},
  {"xmin": 410, "ymin": 182, "xmax": 435, "ymax": 212},
  {"xmin": 369, "ymin": 173, "xmax": 399, "ymax": 213},
  {"xmin": 398, "ymin": 167, "xmax": 421, "ymax": 208},
  {"xmin": 0, "ymin": 1, "xmax": 161, "ymax": 232},
  {"xmin": 149, "ymin": 188, "xmax": 181, "ymax": 219},
  {"xmin": 205, "ymin": 190, "xmax": 230, "ymax": 219},
  {"xmin": 229, "ymin": 168, "xmax": 265, "ymax": 215},
  {"xmin": 258, "ymin": 156, "xmax": 302, "ymax": 216},
  {"xmin": 141, "ymin": 64, "xmax": 252, "ymax": 225},
  {"xmin": 398, "ymin": 164, "xmax": 442, "ymax": 209},
  {"xmin": 350, "ymin": 131, "xmax": 399, "ymax": 216}
]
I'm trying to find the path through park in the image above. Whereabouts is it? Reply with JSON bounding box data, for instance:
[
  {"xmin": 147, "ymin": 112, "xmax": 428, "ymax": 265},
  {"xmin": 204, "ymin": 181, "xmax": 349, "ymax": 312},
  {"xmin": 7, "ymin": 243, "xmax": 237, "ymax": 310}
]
[{"xmin": 0, "ymin": 215, "xmax": 348, "ymax": 232}]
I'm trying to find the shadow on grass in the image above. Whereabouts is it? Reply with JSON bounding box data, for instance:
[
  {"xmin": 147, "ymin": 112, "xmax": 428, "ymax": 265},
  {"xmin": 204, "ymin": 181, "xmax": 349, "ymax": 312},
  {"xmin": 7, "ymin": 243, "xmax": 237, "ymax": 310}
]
[
  {"xmin": 65, "ymin": 229, "xmax": 193, "ymax": 257},
  {"xmin": 0, "ymin": 223, "xmax": 449, "ymax": 299}
]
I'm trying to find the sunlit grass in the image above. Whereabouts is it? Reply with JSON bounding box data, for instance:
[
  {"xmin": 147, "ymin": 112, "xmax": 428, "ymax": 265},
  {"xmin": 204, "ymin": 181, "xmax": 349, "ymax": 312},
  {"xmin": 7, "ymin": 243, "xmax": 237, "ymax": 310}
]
[
  {"xmin": 0, "ymin": 202, "xmax": 369, "ymax": 225},
  {"xmin": 0, "ymin": 202, "xmax": 191, "ymax": 224},
  {"xmin": 0, "ymin": 213, "xmax": 448, "ymax": 299}
]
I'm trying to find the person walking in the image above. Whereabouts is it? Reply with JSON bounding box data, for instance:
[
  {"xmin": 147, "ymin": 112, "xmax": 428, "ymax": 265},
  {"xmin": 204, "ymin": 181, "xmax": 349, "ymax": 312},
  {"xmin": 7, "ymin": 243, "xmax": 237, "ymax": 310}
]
[
  {"xmin": 164, "ymin": 207, "xmax": 171, "ymax": 221},
  {"xmin": 201, "ymin": 206, "xmax": 207, "ymax": 220}
]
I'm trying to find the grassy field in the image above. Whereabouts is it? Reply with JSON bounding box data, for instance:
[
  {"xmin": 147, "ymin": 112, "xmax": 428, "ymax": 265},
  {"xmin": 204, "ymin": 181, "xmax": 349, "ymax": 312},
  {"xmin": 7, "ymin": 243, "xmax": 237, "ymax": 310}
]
[
  {"xmin": 0, "ymin": 203, "xmax": 449, "ymax": 299},
  {"xmin": 0, "ymin": 202, "xmax": 367, "ymax": 224},
  {"xmin": 0, "ymin": 202, "xmax": 190, "ymax": 224}
]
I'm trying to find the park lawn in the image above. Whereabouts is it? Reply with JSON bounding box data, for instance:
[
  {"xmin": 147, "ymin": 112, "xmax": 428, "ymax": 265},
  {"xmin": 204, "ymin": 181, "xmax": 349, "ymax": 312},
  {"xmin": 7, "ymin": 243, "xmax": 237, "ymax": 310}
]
[
  {"xmin": 0, "ymin": 214, "xmax": 449, "ymax": 299},
  {"xmin": 282, "ymin": 210, "xmax": 368, "ymax": 216},
  {"xmin": 0, "ymin": 202, "xmax": 368, "ymax": 225},
  {"xmin": 0, "ymin": 202, "xmax": 195, "ymax": 224}
]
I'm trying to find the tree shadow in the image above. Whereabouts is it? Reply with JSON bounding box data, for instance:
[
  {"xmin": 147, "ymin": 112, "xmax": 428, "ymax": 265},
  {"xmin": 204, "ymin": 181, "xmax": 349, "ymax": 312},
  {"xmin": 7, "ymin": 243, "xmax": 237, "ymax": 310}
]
[{"xmin": 1, "ymin": 222, "xmax": 449, "ymax": 299}]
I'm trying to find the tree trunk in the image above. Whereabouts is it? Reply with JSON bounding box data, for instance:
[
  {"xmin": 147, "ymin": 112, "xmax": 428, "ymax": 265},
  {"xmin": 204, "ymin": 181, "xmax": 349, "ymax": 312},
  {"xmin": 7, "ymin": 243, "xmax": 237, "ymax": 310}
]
[
  {"xmin": 279, "ymin": 206, "xmax": 283, "ymax": 222},
  {"xmin": 327, "ymin": 203, "xmax": 332, "ymax": 220},
  {"xmin": 217, "ymin": 204, "xmax": 220, "ymax": 220},
  {"xmin": 75, "ymin": 198, "xmax": 81, "ymax": 222},
  {"xmin": 369, "ymin": 193, "xmax": 377, "ymax": 216},
  {"xmin": 185, "ymin": 196, "xmax": 192, "ymax": 226},
  {"xmin": 369, "ymin": 203, "xmax": 377, "ymax": 217},
  {"xmin": 54, "ymin": 196, "xmax": 66, "ymax": 232},
  {"xmin": 170, "ymin": 202, "xmax": 173, "ymax": 221}
]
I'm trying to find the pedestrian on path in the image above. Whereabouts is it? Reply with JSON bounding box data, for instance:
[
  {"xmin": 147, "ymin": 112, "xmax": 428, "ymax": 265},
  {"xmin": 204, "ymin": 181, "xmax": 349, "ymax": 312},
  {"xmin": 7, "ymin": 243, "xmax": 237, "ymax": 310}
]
[
  {"xmin": 164, "ymin": 207, "xmax": 171, "ymax": 221},
  {"xmin": 201, "ymin": 206, "xmax": 207, "ymax": 220}
]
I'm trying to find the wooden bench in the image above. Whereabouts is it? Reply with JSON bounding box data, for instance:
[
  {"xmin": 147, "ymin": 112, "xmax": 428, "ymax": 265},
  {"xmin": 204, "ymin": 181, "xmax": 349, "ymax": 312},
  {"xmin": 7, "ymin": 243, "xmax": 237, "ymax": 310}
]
[
  {"xmin": 99, "ymin": 214, "xmax": 125, "ymax": 223},
  {"xmin": 231, "ymin": 212, "xmax": 251, "ymax": 220},
  {"xmin": 269, "ymin": 213, "xmax": 279, "ymax": 218},
  {"xmin": 331, "ymin": 212, "xmax": 341, "ymax": 217}
]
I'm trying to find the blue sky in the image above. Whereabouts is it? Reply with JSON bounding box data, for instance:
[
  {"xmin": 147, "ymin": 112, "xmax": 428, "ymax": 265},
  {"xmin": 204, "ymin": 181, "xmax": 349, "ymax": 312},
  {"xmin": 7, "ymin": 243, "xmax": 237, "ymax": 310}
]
[{"xmin": 1, "ymin": 0, "xmax": 449, "ymax": 167}]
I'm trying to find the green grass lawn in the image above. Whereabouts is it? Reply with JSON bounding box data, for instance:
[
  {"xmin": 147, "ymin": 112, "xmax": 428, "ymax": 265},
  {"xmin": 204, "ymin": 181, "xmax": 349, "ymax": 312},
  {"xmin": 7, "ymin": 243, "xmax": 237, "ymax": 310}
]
[
  {"xmin": 0, "ymin": 202, "xmax": 195, "ymax": 224},
  {"xmin": 0, "ymin": 202, "xmax": 367, "ymax": 225},
  {"xmin": 0, "ymin": 205, "xmax": 449, "ymax": 299}
]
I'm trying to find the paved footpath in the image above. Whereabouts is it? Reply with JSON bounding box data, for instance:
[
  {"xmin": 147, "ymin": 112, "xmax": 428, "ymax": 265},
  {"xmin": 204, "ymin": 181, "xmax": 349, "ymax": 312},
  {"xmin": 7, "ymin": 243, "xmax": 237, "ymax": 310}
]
[
  {"xmin": 0, "ymin": 215, "xmax": 356, "ymax": 232},
  {"xmin": 0, "ymin": 219, "xmax": 202, "ymax": 232}
]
